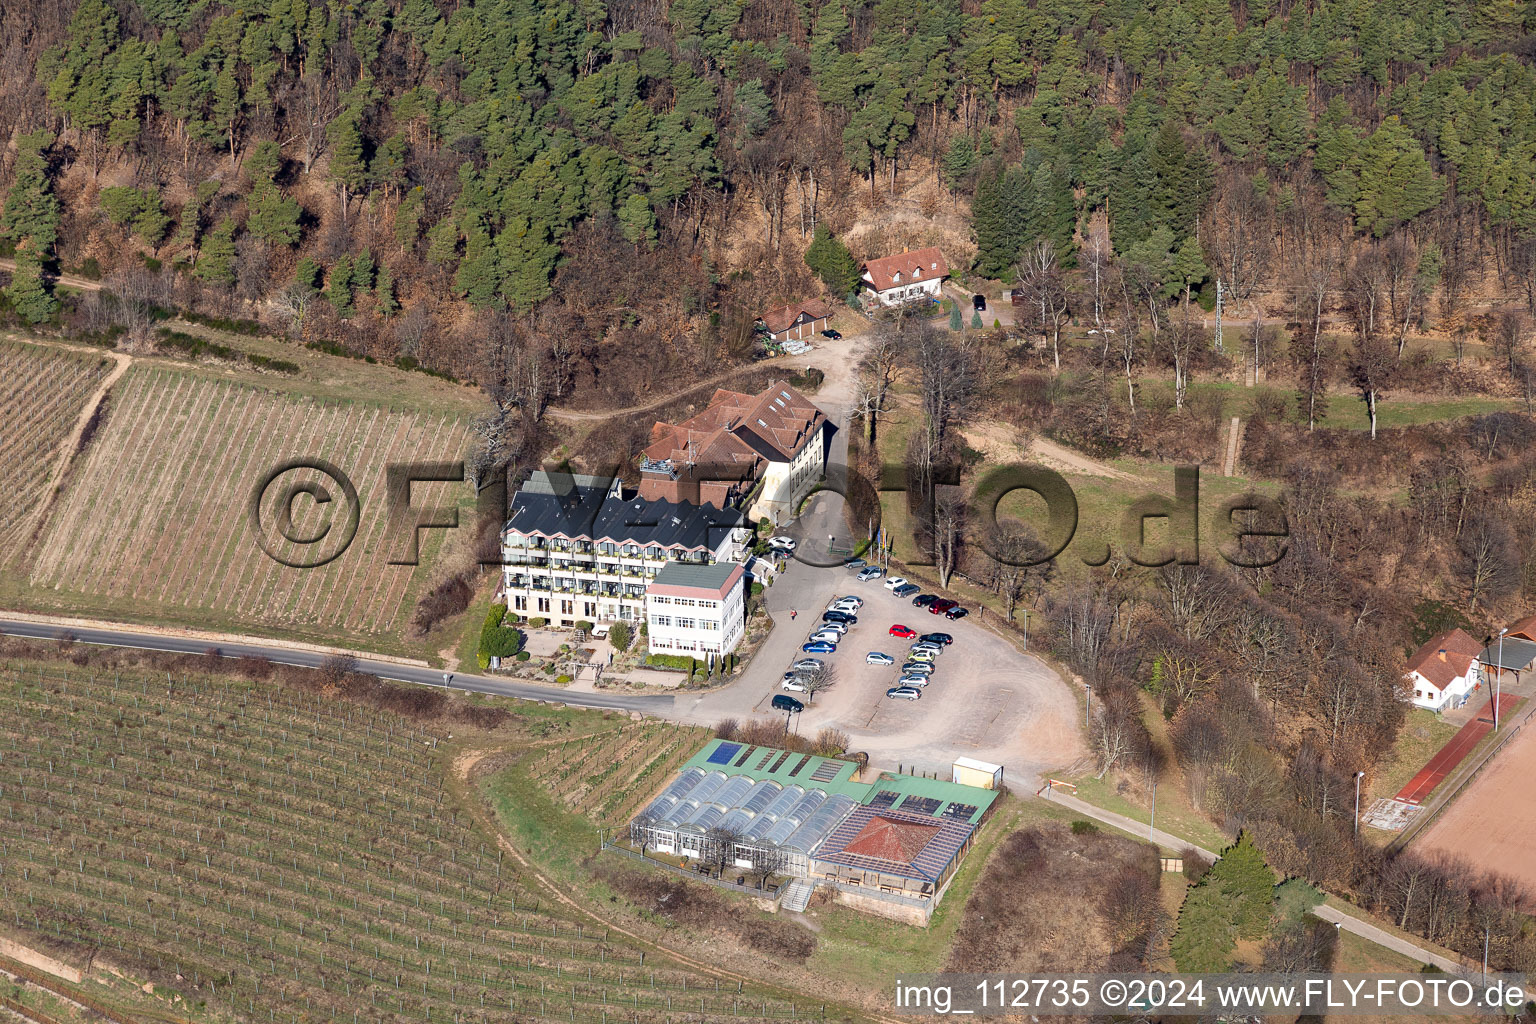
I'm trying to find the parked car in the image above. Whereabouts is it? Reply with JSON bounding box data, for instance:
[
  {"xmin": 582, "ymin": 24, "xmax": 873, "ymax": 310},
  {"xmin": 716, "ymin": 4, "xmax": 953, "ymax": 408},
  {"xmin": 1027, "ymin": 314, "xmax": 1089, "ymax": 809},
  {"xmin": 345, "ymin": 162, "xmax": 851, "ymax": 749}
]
[
  {"xmin": 892, "ymin": 583, "xmax": 920, "ymax": 598},
  {"xmin": 889, "ymin": 624, "xmax": 917, "ymax": 638},
  {"xmin": 791, "ymin": 658, "xmax": 825, "ymax": 672},
  {"xmin": 972, "ymin": 293, "xmax": 987, "ymax": 312},
  {"xmin": 912, "ymin": 593, "xmax": 938, "ymax": 608},
  {"xmin": 929, "ymin": 598, "xmax": 958, "ymax": 615},
  {"xmin": 900, "ymin": 661, "xmax": 935, "ymax": 675},
  {"xmin": 772, "ymin": 694, "xmax": 805, "ymax": 712},
  {"xmin": 907, "ymin": 649, "xmax": 937, "ymax": 663},
  {"xmin": 808, "ymin": 629, "xmax": 843, "ymax": 644},
  {"xmin": 866, "ymin": 652, "xmax": 895, "ymax": 665},
  {"xmin": 944, "ymin": 606, "xmax": 969, "ymax": 620},
  {"xmin": 897, "ymin": 674, "xmax": 931, "ymax": 688},
  {"xmin": 886, "ymin": 686, "xmax": 923, "ymax": 701},
  {"xmin": 828, "ymin": 603, "xmax": 862, "ymax": 617},
  {"xmin": 910, "ymin": 641, "xmax": 943, "ymax": 654},
  {"xmin": 821, "ymin": 328, "xmax": 842, "ymax": 340},
  {"xmin": 781, "ymin": 677, "xmax": 809, "ymax": 692},
  {"xmin": 883, "ymin": 576, "xmax": 909, "ymax": 590},
  {"xmin": 844, "ymin": 558, "xmax": 867, "ymax": 571},
  {"xmin": 857, "ymin": 567, "xmax": 884, "ymax": 582},
  {"xmin": 918, "ymin": 632, "xmax": 953, "ymax": 646},
  {"xmin": 822, "ymin": 610, "xmax": 857, "ymax": 624},
  {"xmin": 766, "ymin": 535, "xmax": 797, "ymax": 551},
  {"xmin": 830, "ymin": 595, "xmax": 864, "ymax": 609},
  {"xmin": 802, "ymin": 641, "xmax": 836, "ymax": 653}
]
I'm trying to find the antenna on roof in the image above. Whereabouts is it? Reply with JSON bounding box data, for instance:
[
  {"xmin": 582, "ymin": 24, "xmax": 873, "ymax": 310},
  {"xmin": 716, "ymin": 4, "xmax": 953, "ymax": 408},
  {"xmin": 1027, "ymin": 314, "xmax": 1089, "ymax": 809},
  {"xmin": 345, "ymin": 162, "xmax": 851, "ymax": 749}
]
[{"xmin": 686, "ymin": 433, "xmax": 697, "ymax": 468}]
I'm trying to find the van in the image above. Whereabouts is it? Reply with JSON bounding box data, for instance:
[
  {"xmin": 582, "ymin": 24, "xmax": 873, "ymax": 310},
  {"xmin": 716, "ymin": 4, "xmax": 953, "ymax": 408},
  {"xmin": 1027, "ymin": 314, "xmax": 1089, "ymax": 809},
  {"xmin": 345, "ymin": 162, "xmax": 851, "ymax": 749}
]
[{"xmin": 771, "ymin": 695, "xmax": 805, "ymax": 712}]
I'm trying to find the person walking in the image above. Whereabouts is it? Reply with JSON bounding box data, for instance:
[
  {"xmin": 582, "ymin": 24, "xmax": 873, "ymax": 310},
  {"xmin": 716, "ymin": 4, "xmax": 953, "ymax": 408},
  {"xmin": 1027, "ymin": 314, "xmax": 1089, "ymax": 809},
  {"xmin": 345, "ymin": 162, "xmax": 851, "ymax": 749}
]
[{"xmin": 790, "ymin": 610, "xmax": 797, "ymax": 620}]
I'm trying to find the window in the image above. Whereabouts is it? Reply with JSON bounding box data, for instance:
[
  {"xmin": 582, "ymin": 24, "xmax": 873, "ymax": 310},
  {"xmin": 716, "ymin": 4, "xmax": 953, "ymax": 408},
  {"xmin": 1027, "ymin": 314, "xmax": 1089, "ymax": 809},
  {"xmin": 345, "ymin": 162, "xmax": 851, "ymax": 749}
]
[
  {"xmin": 561, "ymin": 600, "xmax": 574, "ymax": 615},
  {"xmin": 652, "ymin": 595, "xmax": 669, "ymax": 605},
  {"xmin": 678, "ymin": 618, "xmax": 695, "ymax": 629},
  {"xmin": 584, "ymin": 602, "xmax": 595, "ymax": 616},
  {"xmin": 654, "ymin": 615, "xmax": 671, "ymax": 627},
  {"xmin": 537, "ymin": 598, "xmax": 550, "ymax": 613},
  {"xmin": 514, "ymin": 596, "xmax": 527, "ymax": 611},
  {"xmin": 701, "ymin": 620, "xmax": 719, "ymax": 631}
]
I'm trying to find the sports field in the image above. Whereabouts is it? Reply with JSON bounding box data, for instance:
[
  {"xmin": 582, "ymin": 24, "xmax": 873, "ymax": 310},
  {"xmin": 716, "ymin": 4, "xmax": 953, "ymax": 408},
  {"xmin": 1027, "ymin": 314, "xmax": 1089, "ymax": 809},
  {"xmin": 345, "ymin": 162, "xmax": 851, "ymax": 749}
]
[
  {"xmin": 0, "ymin": 339, "xmax": 116, "ymax": 559},
  {"xmin": 13, "ymin": 363, "xmax": 474, "ymax": 645},
  {"xmin": 1414, "ymin": 710, "xmax": 1536, "ymax": 904}
]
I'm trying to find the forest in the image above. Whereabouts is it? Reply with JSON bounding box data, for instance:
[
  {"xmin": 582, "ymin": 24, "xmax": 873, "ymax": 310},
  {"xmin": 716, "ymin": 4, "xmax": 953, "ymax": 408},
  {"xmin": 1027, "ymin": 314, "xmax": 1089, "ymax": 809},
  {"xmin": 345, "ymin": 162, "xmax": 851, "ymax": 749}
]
[{"xmin": 2, "ymin": 0, "xmax": 1535, "ymax": 400}]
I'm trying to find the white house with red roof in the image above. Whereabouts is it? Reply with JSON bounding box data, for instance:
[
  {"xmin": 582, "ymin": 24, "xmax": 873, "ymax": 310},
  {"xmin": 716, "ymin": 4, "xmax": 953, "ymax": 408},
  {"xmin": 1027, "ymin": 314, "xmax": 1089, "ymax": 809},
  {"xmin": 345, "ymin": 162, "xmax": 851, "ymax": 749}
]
[
  {"xmin": 861, "ymin": 247, "xmax": 948, "ymax": 307},
  {"xmin": 644, "ymin": 561, "xmax": 746, "ymax": 659},
  {"xmin": 1403, "ymin": 627, "xmax": 1483, "ymax": 711}
]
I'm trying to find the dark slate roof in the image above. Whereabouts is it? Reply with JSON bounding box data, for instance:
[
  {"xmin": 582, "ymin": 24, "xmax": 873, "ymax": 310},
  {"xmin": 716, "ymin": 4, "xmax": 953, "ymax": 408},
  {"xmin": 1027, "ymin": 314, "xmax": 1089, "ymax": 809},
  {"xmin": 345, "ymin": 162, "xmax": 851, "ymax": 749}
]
[
  {"xmin": 1480, "ymin": 637, "xmax": 1536, "ymax": 671},
  {"xmin": 507, "ymin": 471, "xmax": 745, "ymax": 550}
]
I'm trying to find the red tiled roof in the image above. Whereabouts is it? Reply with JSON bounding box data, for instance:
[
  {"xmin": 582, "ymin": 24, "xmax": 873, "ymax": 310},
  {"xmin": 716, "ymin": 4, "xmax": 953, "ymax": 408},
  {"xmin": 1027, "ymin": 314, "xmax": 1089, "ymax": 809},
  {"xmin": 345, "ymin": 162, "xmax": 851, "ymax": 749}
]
[
  {"xmin": 841, "ymin": 815, "xmax": 941, "ymax": 863},
  {"xmin": 643, "ymin": 381, "xmax": 826, "ymax": 466},
  {"xmin": 1507, "ymin": 614, "xmax": 1536, "ymax": 643},
  {"xmin": 861, "ymin": 247, "xmax": 948, "ymax": 293},
  {"xmin": 1404, "ymin": 628, "xmax": 1482, "ymax": 690},
  {"xmin": 759, "ymin": 299, "xmax": 831, "ymax": 335}
]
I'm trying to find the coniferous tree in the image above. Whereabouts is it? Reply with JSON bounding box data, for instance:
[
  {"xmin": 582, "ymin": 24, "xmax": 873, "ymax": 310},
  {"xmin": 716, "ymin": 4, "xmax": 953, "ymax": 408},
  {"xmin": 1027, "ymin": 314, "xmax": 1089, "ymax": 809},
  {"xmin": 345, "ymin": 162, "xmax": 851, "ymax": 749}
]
[
  {"xmin": 245, "ymin": 140, "xmax": 301, "ymax": 246},
  {"xmin": 193, "ymin": 217, "xmax": 238, "ymax": 286},
  {"xmin": 375, "ymin": 263, "xmax": 398, "ymax": 318},
  {"xmin": 5, "ymin": 242, "xmax": 57, "ymax": 324},
  {"xmin": 326, "ymin": 253, "xmax": 355, "ymax": 316},
  {"xmin": 804, "ymin": 226, "xmax": 860, "ymax": 297}
]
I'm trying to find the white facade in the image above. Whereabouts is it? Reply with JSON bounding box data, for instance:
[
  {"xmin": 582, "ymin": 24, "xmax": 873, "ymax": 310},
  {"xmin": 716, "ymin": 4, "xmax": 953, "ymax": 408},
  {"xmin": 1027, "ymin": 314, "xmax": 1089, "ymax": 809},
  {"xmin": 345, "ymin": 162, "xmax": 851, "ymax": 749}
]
[
  {"xmin": 867, "ymin": 275, "xmax": 943, "ymax": 308},
  {"xmin": 1407, "ymin": 663, "xmax": 1479, "ymax": 712},
  {"xmin": 749, "ymin": 425, "xmax": 827, "ymax": 525},
  {"xmin": 646, "ymin": 565, "xmax": 745, "ymax": 658}
]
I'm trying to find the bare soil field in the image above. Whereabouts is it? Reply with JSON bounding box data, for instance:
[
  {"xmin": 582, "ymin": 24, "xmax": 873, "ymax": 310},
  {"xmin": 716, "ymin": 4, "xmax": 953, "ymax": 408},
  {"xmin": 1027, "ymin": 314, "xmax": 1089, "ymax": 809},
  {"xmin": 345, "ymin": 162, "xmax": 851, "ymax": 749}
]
[
  {"xmin": 9, "ymin": 362, "xmax": 474, "ymax": 648},
  {"xmin": 1414, "ymin": 717, "xmax": 1536, "ymax": 905}
]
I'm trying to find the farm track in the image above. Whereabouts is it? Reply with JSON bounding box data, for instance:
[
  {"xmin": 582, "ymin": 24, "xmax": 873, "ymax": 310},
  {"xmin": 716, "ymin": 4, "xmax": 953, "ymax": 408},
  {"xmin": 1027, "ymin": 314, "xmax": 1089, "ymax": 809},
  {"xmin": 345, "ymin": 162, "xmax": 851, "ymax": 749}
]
[
  {"xmin": 3, "ymin": 661, "xmax": 801, "ymax": 1024},
  {"xmin": 20, "ymin": 369, "xmax": 471, "ymax": 639},
  {"xmin": 0, "ymin": 341, "xmax": 117, "ymax": 564}
]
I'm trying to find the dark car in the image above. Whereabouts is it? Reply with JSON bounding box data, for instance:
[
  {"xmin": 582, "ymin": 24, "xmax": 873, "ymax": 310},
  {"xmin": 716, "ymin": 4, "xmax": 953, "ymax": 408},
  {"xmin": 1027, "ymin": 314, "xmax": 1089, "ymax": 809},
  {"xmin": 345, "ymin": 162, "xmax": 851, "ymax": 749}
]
[
  {"xmin": 944, "ymin": 606, "xmax": 969, "ymax": 620},
  {"xmin": 972, "ymin": 294, "xmax": 987, "ymax": 311},
  {"xmin": 892, "ymin": 583, "xmax": 920, "ymax": 598},
  {"xmin": 919, "ymin": 632, "xmax": 953, "ymax": 645},
  {"xmin": 929, "ymin": 598, "xmax": 958, "ymax": 615},
  {"xmin": 822, "ymin": 610, "xmax": 858, "ymax": 625},
  {"xmin": 912, "ymin": 593, "xmax": 938, "ymax": 608},
  {"xmin": 822, "ymin": 328, "xmax": 842, "ymax": 340},
  {"xmin": 772, "ymin": 694, "xmax": 805, "ymax": 712}
]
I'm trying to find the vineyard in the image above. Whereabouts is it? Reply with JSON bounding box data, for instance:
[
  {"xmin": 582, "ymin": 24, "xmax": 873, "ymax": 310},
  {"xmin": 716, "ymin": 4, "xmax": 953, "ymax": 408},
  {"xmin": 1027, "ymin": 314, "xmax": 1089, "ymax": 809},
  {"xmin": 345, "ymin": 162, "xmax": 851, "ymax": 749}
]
[
  {"xmin": 0, "ymin": 659, "xmax": 818, "ymax": 1024},
  {"xmin": 16, "ymin": 365, "xmax": 474, "ymax": 646},
  {"xmin": 0, "ymin": 340, "xmax": 115, "ymax": 563},
  {"xmin": 522, "ymin": 724, "xmax": 713, "ymax": 827}
]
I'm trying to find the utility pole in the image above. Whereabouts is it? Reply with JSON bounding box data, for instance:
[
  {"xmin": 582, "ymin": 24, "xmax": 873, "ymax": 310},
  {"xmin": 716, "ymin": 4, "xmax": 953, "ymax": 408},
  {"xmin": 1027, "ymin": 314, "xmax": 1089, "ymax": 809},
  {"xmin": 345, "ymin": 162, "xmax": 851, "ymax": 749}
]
[
  {"xmin": 1354, "ymin": 771, "xmax": 1365, "ymax": 838},
  {"xmin": 1021, "ymin": 609, "xmax": 1028, "ymax": 652},
  {"xmin": 1494, "ymin": 628, "xmax": 1508, "ymax": 728}
]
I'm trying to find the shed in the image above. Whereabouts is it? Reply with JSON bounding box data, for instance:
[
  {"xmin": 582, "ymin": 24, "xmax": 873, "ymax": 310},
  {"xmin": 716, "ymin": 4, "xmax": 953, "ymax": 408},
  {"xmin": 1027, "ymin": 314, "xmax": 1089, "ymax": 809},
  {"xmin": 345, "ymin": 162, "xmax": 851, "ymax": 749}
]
[{"xmin": 951, "ymin": 757, "xmax": 1004, "ymax": 791}]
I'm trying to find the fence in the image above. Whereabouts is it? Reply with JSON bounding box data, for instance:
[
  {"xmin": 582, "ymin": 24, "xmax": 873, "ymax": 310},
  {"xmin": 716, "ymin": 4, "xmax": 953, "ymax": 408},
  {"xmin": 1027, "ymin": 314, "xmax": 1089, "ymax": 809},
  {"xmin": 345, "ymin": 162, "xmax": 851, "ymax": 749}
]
[
  {"xmin": 599, "ymin": 841, "xmax": 791, "ymax": 903},
  {"xmin": 1392, "ymin": 699, "xmax": 1536, "ymax": 853}
]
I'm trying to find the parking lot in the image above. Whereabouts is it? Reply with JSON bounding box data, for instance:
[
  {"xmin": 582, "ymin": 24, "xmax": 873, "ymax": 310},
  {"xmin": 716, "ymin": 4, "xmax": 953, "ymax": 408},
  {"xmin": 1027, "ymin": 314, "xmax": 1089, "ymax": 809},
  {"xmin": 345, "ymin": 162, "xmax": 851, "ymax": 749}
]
[{"xmin": 674, "ymin": 525, "xmax": 1085, "ymax": 786}]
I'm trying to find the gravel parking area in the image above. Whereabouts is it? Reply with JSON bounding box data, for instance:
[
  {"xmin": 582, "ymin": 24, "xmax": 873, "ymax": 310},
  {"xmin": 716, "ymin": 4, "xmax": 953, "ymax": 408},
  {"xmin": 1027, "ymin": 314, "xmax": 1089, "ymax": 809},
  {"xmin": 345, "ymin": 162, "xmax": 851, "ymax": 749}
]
[{"xmin": 673, "ymin": 547, "xmax": 1085, "ymax": 786}]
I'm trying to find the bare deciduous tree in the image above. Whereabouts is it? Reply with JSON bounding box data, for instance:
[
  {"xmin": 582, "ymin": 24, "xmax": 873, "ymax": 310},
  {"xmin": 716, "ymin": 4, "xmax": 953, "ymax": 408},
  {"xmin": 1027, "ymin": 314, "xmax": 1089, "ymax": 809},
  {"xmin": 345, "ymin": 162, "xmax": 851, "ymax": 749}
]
[{"xmin": 1014, "ymin": 239, "xmax": 1071, "ymax": 371}]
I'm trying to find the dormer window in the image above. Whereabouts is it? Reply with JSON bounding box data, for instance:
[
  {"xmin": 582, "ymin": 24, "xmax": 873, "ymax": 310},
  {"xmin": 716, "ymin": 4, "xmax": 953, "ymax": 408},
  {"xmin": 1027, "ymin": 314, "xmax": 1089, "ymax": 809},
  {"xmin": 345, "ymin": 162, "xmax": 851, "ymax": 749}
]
[
  {"xmin": 913, "ymin": 267, "xmax": 922, "ymax": 278},
  {"xmin": 892, "ymin": 271, "xmax": 901, "ymax": 283}
]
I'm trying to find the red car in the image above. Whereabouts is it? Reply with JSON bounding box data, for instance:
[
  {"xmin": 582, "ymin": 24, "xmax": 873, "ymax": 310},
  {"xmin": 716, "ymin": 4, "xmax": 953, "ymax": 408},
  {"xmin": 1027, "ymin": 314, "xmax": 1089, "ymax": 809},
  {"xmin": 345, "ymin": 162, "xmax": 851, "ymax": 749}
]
[
  {"xmin": 889, "ymin": 624, "xmax": 917, "ymax": 638},
  {"xmin": 929, "ymin": 599, "xmax": 958, "ymax": 615}
]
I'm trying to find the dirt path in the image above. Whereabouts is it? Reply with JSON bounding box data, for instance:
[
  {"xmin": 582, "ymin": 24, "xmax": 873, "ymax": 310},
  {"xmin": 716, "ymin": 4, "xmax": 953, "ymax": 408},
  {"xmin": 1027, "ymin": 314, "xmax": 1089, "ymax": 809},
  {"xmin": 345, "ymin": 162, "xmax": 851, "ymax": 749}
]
[
  {"xmin": 451, "ymin": 748, "xmax": 901, "ymax": 1024},
  {"xmin": 544, "ymin": 352, "xmax": 814, "ymax": 423},
  {"xmin": 0, "ymin": 258, "xmax": 107, "ymax": 293},
  {"xmin": 1029, "ymin": 435, "xmax": 1144, "ymax": 482},
  {"xmin": 22, "ymin": 349, "xmax": 132, "ymax": 544}
]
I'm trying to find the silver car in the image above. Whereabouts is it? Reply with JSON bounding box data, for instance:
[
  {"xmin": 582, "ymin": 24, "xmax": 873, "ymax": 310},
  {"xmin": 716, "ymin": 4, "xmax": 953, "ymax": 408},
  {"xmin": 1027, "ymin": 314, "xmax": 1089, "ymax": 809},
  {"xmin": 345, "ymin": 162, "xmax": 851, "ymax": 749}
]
[
  {"xmin": 900, "ymin": 661, "xmax": 935, "ymax": 675},
  {"xmin": 897, "ymin": 674, "xmax": 930, "ymax": 688},
  {"xmin": 791, "ymin": 658, "xmax": 825, "ymax": 673},
  {"xmin": 856, "ymin": 566, "xmax": 884, "ymax": 582},
  {"xmin": 886, "ymin": 686, "xmax": 922, "ymax": 701},
  {"xmin": 866, "ymin": 652, "xmax": 895, "ymax": 665}
]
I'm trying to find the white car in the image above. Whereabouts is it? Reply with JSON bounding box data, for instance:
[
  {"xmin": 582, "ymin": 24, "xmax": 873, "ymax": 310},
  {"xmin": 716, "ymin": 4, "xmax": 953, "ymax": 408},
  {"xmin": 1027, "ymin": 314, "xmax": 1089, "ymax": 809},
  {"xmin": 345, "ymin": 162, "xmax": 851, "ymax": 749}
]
[
  {"xmin": 866, "ymin": 651, "xmax": 895, "ymax": 665},
  {"xmin": 807, "ymin": 630, "xmax": 842, "ymax": 644},
  {"xmin": 883, "ymin": 576, "xmax": 909, "ymax": 590},
  {"xmin": 829, "ymin": 595, "xmax": 864, "ymax": 610},
  {"xmin": 816, "ymin": 621, "xmax": 849, "ymax": 635},
  {"xmin": 781, "ymin": 677, "xmax": 809, "ymax": 692},
  {"xmin": 767, "ymin": 536, "xmax": 797, "ymax": 551}
]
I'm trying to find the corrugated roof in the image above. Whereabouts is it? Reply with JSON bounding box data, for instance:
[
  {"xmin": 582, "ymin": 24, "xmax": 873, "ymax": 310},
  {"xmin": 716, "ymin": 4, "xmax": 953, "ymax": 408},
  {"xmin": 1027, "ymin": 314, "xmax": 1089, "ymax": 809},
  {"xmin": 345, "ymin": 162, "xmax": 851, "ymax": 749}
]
[{"xmin": 651, "ymin": 561, "xmax": 742, "ymax": 592}]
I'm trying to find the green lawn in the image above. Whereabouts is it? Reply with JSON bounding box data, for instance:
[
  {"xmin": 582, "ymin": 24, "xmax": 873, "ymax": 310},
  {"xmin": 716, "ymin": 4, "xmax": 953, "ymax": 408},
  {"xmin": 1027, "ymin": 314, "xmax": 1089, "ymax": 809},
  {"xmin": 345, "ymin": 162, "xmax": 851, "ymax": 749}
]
[
  {"xmin": 1366, "ymin": 708, "xmax": 1460, "ymax": 803},
  {"xmin": 1063, "ymin": 772, "xmax": 1231, "ymax": 855}
]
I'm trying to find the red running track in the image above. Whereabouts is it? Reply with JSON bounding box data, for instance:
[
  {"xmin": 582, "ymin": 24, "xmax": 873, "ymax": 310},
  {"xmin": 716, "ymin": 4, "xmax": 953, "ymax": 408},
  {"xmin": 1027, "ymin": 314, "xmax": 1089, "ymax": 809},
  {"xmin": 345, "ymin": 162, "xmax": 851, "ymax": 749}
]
[{"xmin": 1395, "ymin": 694, "xmax": 1521, "ymax": 805}]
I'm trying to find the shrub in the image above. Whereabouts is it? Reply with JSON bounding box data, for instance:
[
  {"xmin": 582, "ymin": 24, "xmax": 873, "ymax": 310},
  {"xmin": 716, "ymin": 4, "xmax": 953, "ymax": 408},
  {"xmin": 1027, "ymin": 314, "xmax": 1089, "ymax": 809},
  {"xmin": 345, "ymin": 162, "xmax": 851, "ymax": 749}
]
[
  {"xmin": 542, "ymin": 662, "xmax": 556, "ymax": 674},
  {"xmin": 248, "ymin": 354, "xmax": 300, "ymax": 374},
  {"xmin": 528, "ymin": 617, "xmax": 547, "ymax": 628},
  {"xmin": 412, "ymin": 572, "xmax": 474, "ymax": 635},
  {"xmin": 575, "ymin": 620, "xmax": 594, "ymax": 632},
  {"xmin": 514, "ymin": 651, "xmax": 530, "ymax": 662},
  {"xmin": 477, "ymin": 604, "xmax": 523, "ymax": 667},
  {"xmin": 556, "ymin": 674, "xmax": 572, "ymax": 683},
  {"xmin": 714, "ymin": 717, "xmax": 739, "ymax": 739},
  {"xmin": 1071, "ymin": 820, "xmax": 1100, "ymax": 835},
  {"xmin": 645, "ymin": 653, "xmax": 697, "ymax": 671}
]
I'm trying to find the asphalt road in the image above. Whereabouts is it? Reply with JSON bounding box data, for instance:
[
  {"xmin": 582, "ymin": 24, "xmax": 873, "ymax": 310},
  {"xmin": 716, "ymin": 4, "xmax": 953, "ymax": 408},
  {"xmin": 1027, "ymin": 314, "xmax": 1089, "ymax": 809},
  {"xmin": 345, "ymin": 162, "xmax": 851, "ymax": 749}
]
[{"xmin": 0, "ymin": 618, "xmax": 674, "ymax": 714}]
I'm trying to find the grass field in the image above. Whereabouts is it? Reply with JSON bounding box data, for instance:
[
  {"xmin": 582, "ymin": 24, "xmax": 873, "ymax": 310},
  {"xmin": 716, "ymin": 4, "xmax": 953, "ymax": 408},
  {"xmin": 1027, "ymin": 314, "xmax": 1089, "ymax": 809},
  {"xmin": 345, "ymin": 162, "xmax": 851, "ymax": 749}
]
[
  {"xmin": 0, "ymin": 339, "xmax": 115, "ymax": 560},
  {"xmin": 7, "ymin": 362, "xmax": 475, "ymax": 651},
  {"xmin": 1366, "ymin": 708, "xmax": 1461, "ymax": 805},
  {"xmin": 0, "ymin": 657, "xmax": 802, "ymax": 1024}
]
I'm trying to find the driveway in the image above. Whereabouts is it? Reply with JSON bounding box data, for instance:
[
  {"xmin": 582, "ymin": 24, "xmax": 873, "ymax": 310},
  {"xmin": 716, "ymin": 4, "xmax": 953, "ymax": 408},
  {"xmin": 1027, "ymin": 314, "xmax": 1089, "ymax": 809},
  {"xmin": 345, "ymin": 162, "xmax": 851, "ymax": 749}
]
[{"xmin": 671, "ymin": 561, "xmax": 1084, "ymax": 787}]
